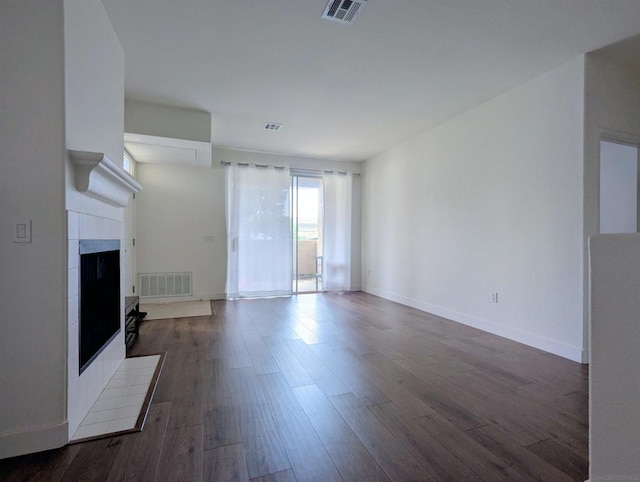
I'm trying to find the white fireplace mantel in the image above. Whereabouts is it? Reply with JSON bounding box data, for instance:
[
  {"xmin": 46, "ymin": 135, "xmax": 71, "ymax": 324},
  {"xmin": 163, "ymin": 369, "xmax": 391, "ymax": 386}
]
[{"xmin": 68, "ymin": 150, "xmax": 142, "ymax": 207}]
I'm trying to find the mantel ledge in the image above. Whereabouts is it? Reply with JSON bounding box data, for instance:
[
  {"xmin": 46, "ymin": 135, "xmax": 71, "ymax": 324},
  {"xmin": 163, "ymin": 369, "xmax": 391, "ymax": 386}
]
[{"xmin": 68, "ymin": 150, "xmax": 142, "ymax": 207}]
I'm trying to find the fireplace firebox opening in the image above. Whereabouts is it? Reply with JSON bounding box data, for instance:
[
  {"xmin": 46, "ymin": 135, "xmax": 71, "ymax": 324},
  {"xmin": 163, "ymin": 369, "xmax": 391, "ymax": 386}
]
[{"xmin": 79, "ymin": 239, "xmax": 121, "ymax": 374}]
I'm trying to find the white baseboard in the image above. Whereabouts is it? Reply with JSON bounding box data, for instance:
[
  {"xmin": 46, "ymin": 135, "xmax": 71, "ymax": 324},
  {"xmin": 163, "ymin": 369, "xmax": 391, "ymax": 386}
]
[
  {"xmin": 364, "ymin": 287, "xmax": 585, "ymax": 363},
  {"xmin": 199, "ymin": 292, "xmax": 226, "ymax": 301},
  {"xmin": 0, "ymin": 421, "xmax": 68, "ymax": 459}
]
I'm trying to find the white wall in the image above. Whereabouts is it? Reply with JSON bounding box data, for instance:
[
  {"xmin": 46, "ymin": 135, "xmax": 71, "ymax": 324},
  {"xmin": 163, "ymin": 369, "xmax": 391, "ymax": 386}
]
[
  {"xmin": 589, "ymin": 234, "xmax": 640, "ymax": 479},
  {"xmin": 0, "ymin": 0, "xmax": 68, "ymax": 457},
  {"xmin": 135, "ymin": 162, "xmax": 227, "ymax": 300},
  {"xmin": 125, "ymin": 100, "xmax": 211, "ymax": 143},
  {"xmin": 135, "ymin": 147, "xmax": 362, "ymax": 302},
  {"xmin": 362, "ymin": 57, "xmax": 586, "ymax": 361}
]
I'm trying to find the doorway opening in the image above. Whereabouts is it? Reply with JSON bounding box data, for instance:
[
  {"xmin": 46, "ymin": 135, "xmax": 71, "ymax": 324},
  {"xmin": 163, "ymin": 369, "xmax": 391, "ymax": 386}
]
[
  {"xmin": 291, "ymin": 176, "xmax": 323, "ymax": 293},
  {"xmin": 599, "ymin": 138, "xmax": 640, "ymax": 233}
]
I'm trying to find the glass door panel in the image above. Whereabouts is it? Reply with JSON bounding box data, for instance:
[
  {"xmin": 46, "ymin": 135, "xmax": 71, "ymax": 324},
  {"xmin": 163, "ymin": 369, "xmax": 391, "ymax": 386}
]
[{"xmin": 292, "ymin": 176, "xmax": 323, "ymax": 293}]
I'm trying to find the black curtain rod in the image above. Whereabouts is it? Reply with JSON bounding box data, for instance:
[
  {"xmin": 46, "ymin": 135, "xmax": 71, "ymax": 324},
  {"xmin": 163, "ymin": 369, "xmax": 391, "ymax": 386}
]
[{"xmin": 220, "ymin": 161, "xmax": 360, "ymax": 176}]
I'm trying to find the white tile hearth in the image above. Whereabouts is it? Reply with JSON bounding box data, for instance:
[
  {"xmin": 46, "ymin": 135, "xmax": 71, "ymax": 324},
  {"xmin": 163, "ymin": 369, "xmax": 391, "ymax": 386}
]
[{"xmin": 70, "ymin": 354, "xmax": 162, "ymax": 442}]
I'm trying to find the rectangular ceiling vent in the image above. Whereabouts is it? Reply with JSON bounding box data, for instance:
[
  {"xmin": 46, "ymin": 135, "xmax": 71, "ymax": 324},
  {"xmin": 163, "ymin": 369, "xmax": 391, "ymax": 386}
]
[
  {"xmin": 264, "ymin": 122, "xmax": 283, "ymax": 131},
  {"xmin": 322, "ymin": 0, "xmax": 367, "ymax": 24}
]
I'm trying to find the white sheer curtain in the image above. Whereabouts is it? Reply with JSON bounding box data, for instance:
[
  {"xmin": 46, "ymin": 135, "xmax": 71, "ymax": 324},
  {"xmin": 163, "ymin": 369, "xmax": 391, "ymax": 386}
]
[
  {"xmin": 226, "ymin": 165, "xmax": 292, "ymax": 298},
  {"xmin": 322, "ymin": 172, "xmax": 353, "ymax": 291}
]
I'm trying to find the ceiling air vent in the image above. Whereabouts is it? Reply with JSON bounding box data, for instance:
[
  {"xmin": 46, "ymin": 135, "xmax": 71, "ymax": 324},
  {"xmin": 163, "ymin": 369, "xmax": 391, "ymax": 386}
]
[
  {"xmin": 264, "ymin": 122, "xmax": 283, "ymax": 131},
  {"xmin": 322, "ymin": 0, "xmax": 367, "ymax": 24}
]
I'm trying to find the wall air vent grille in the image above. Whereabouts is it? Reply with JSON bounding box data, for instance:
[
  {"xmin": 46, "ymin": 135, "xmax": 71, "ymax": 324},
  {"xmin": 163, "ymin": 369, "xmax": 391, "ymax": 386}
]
[
  {"xmin": 322, "ymin": 0, "xmax": 366, "ymax": 24},
  {"xmin": 264, "ymin": 122, "xmax": 283, "ymax": 131},
  {"xmin": 139, "ymin": 272, "xmax": 192, "ymax": 298}
]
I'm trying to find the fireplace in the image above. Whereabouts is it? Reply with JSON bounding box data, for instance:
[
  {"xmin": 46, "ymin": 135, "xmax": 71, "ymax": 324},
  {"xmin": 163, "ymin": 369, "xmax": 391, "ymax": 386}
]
[{"xmin": 79, "ymin": 239, "xmax": 121, "ymax": 374}]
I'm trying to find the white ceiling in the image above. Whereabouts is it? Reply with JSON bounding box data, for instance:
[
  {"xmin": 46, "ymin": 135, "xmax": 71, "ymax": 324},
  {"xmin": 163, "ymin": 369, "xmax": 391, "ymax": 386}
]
[{"xmin": 101, "ymin": 0, "xmax": 640, "ymax": 162}]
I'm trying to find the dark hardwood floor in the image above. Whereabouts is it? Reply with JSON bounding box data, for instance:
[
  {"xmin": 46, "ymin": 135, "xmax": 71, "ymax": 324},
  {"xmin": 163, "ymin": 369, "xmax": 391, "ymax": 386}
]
[{"xmin": 0, "ymin": 292, "xmax": 588, "ymax": 481}]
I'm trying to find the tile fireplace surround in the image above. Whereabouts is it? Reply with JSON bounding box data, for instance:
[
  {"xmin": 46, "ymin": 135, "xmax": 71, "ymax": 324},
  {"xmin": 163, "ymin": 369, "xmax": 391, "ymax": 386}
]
[
  {"xmin": 65, "ymin": 150, "xmax": 141, "ymax": 440},
  {"xmin": 67, "ymin": 210, "xmax": 126, "ymax": 438}
]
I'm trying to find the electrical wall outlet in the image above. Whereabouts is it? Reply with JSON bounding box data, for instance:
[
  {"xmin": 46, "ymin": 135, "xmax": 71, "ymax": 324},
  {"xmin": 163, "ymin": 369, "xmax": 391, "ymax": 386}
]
[
  {"xmin": 491, "ymin": 292, "xmax": 499, "ymax": 303},
  {"xmin": 13, "ymin": 219, "xmax": 32, "ymax": 243}
]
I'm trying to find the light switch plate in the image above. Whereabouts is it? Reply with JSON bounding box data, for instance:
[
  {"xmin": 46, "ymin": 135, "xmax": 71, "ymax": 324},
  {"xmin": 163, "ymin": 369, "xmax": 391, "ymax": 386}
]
[{"xmin": 13, "ymin": 219, "xmax": 32, "ymax": 243}]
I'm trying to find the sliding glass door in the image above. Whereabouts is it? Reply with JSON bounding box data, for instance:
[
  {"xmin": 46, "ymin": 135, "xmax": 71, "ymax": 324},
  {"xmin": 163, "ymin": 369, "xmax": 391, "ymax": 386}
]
[
  {"xmin": 291, "ymin": 176, "xmax": 323, "ymax": 293},
  {"xmin": 225, "ymin": 164, "xmax": 352, "ymax": 297}
]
